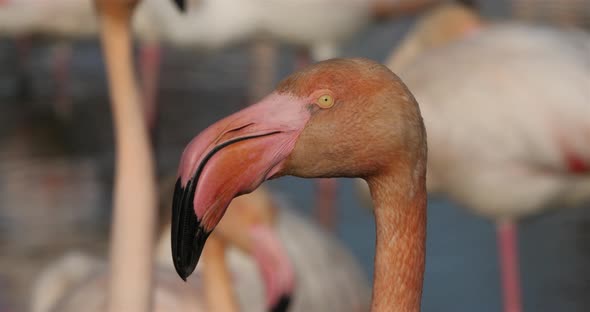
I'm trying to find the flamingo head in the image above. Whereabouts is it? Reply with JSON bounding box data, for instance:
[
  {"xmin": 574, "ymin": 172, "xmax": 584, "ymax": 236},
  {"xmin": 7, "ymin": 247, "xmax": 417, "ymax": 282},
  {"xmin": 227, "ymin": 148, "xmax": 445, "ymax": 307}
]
[{"xmin": 171, "ymin": 57, "xmax": 426, "ymax": 292}]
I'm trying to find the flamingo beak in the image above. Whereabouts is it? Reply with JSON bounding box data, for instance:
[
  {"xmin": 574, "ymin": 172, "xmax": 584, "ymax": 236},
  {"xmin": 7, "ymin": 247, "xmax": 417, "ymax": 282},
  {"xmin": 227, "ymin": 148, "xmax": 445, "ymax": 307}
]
[
  {"xmin": 249, "ymin": 225, "xmax": 296, "ymax": 311},
  {"xmin": 172, "ymin": 93, "xmax": 310, "ymax": 280},
  {"xmin": 172, "ymin": 0, "xmax": 186, "ymax": 12},
  {"xmin": 272, "ymin": 296, "xmax": 292, "ymax": 312}
]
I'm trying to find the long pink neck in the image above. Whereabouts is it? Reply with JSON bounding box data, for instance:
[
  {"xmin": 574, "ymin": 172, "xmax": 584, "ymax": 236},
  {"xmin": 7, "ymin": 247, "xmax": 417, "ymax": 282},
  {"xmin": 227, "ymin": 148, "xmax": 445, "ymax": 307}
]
[
  {"xmin": 97, "ymin": 2, "xmax": 157, "ymax": 311},
  {"xmin": 367, "ymin": 170, "xmax": 427, "ymax": 312}
]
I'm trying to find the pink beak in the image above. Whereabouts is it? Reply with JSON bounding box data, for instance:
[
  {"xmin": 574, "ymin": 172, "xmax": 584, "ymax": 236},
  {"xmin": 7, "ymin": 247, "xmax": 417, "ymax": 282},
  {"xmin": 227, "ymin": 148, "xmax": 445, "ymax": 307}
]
[{"xmin": 171, "ymin": 93, "xmax": 310, "ymax": 281}]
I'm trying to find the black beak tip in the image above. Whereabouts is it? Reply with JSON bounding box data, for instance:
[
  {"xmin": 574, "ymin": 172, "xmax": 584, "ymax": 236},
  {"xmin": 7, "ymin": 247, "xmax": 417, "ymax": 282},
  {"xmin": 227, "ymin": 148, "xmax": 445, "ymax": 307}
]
[
  {"xmin": 172, "ymin": 0, "xmax": 186, "ymax": 12},
  {"xmin": 171, "ymin": 177, "xmax": 211, "ymax": 282},
  {"xmin": 174, "ymin": 261, "xmax": 191, "ymax": 282},
  {"xmin": 270, "ymin": 294, "xmax": 292, "ymax": 312},
  {"xmin": 171, "ymin": 221, "xmax": 210, "ymax": 281}
]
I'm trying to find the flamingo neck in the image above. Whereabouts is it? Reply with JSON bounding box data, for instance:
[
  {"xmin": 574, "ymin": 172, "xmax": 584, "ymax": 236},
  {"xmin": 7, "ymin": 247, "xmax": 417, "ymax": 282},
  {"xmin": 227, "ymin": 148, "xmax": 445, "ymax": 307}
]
[
  {"xmin": 202, "ymin": 237, "xmax": 238, "ymax": 312},
  {"xmin": 97, "ymin": 1, "xmax": 157, "ymax": 311},
  {"xmin": 367, "ymin": 168, "xmax": 427, "ymax": 312}
]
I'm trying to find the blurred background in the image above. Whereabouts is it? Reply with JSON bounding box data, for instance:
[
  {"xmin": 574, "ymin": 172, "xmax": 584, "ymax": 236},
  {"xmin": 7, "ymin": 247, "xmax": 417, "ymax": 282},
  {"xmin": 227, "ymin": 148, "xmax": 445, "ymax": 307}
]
[{"xmin": 1, "ymin": 0, "xmax": 589, "ymax": 311}]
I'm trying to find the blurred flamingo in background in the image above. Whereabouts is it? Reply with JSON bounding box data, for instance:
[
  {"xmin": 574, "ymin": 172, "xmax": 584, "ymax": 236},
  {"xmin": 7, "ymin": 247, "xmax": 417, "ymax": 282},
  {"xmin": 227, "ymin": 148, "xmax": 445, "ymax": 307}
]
[
  {"xmin": 30, "ymin": 237, "xmax": 233, "ymax": 312},
  {"xmin": 157, "ymin": 182, "xmax": 370, "ymax": 311},
  {"xmin": 384, "ymin": 2, "xmax": 483, "ymax": 74},
  {"xmin": 31, "ymin": 185, "xmax": 288, "ymax": 312},
  {"xmin": 32, "ymin": 181, "xmax": 370, "ymax": 311},
  {"xmin": 93, "ymin": 0, "xmax": 179, "ymax": 310},
  {"xmin": 134, "ymin": 0, "xmax": 369, "ymax": 60},
  {"xmin": 358, "ymin": 2, "xmax": 590, "ymax": 312}
]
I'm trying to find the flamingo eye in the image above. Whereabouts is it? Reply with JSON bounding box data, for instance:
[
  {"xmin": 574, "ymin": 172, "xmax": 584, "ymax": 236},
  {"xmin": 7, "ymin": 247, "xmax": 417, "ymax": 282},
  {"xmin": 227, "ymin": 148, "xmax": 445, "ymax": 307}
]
[{"xmin": 316, "ymin": 94, "xmax": 334, "ymax": 108}]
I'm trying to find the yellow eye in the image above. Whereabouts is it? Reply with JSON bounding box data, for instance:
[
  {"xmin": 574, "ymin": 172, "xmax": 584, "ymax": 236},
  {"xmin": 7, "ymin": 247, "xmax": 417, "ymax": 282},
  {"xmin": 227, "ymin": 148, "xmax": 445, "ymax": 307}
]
[{"xmin": 316, "ymin": 94, "xmax": 334, "ymax": 108}]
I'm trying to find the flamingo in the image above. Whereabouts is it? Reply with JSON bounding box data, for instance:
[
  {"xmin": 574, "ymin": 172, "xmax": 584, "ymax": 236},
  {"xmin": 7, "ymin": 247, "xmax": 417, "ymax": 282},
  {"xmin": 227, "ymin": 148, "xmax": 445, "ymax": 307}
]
[
  {"xmin": 384, "ymin": 2, "xmax": 483, "ymax": 74},
  {"xmin": 30, "ymin": 237, "xmax": 232, "ymax": 312},
  {"xmin": 31, "ymin": 185, "xmax": 293, "ymax": 312},
  {"xmin": 133, "ymin": 0, "xmax": 369, "ymax": 59},
  {"xmin": 356, "ymin": 2, "xmax": 483, "ymax": 202},
  {"xmin": 133, "ymin": 0, "xmax": 444, "ymax": 57},
  {"xmin": 93, "ymin": 0, "xmax": 184, "ymax": 310},
  {"xmin": 358, "ymin": 3, "xmax": 590, "ymax": 311},
  {"xmin": 32, "ymin": 181, "xmax": 370, "ymax": 312},
  {"xmin": 158, "ymin": 182, "xmax": 371, "ymax": 311},
  {"xmin": 170, "ymin": 57, "xmax": 428, "ymax": 311}
]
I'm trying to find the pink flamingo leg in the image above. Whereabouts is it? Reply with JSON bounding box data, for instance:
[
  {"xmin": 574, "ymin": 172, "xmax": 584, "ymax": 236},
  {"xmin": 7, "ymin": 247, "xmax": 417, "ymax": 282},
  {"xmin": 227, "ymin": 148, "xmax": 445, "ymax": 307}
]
[
  {"xmin": 496, "ymin": 220, "xmax": 523, "ymax": 312},
  {"xmin": 52, "ymin": 44, "xmax": 72, "ymax": 120},
  {"xmin": 139, "ymin": 42, "xmax": 161, "ymax": 139},
  {"xmin": 296, "ymin": 49, "xmax": 339, "ymax": 230}
]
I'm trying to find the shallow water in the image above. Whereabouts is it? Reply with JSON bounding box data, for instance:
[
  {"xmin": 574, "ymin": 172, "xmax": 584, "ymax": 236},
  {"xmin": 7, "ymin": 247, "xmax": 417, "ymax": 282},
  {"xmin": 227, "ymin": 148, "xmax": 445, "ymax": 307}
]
[{"xmin": 1, "ymin": 4, "xmax": 590, "ymax": 311}]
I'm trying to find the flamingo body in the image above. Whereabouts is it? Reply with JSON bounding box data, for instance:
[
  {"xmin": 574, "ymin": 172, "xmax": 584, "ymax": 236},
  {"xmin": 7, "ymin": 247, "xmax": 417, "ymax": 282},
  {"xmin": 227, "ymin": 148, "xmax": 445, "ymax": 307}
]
[
  {"xmin": 31, "ymin": 252, "xmax": 206, "ymax": 312},
  {"xmin": 0, "ymin": 0, "xmax": 97, "ymax": 38},
  {"xmin": 33, "ymin": 198, "xmax": 370, "ymax": 312},
  {"xmin": 398, "ymin": 24, "xmax": 590, "ymax": 219},
  {"xmin": 134, "ymin": 0, "xmax": 370, "ymax": 59}
]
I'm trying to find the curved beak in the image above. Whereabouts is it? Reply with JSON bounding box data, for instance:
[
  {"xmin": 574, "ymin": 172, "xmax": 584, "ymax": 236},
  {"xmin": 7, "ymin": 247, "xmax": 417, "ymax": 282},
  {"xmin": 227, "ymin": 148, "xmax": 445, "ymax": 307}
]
[{"xmin": 172, "ymin": 93, "xmax": 310, "ymax": 280}]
